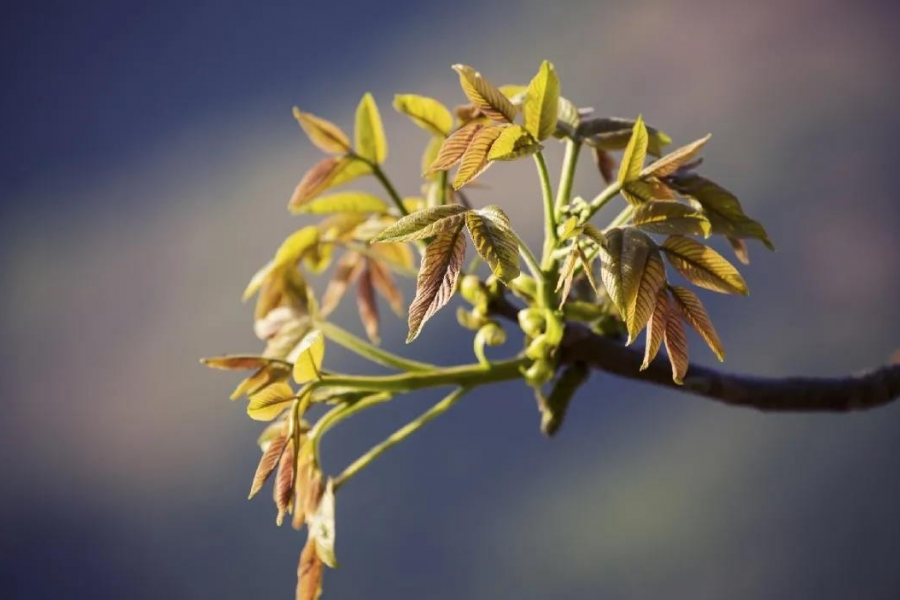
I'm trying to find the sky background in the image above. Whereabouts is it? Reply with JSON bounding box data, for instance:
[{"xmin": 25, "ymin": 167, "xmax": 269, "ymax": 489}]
[{"xmin": 3, "ymin": 0, "xmax": 900, "ymax": 598}]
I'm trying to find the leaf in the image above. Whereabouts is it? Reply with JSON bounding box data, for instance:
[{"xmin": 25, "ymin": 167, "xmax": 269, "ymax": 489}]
[
  {"xmin": 247, "ymin": 382, "xmax": 296, "ymax": 421},
  {"xmin": 524, "ymin": 60, "xmax": 560, "ymax": 141},
  {"xmin": 320, "ymin": 252, "xmax": 364, "ymax": 316},
  {"xmin": 728, "ymin": 236, "xmax": 750, "ymax": 265},
  {"xmin": 274, "ymin": 438, "xmax": 295, "ymax": 525},
  {"xmin": 555, "ymin": 247, "xmax": 578, "ymax": 309},
  {"xmin": 371, "ymin": 205, "xmax": 469, "ymax": 242},
  {"xmin": 292, "ymin": 108, "xmax": 351, "ymax": 155},
  {"xmin": 426, "ymin": 122, "xmax": 483, "ymax": 174},
  {"xmin": 499, "ymin": 84, "xmax": 527, "ymax": 103},
  {"xmin": 421, "ymin": 136, "xmax": 443, "ymax": 180},
  {"xmin": 357, "ymin": 265, "xmax": 380, "ymax": 343},
  {"xmin": 633, "ymin": 201, "xmax": 712, "ymax": 237},
  {"xmin": 368, "ymin": 258, "xmax": 404, "ymax": 315},
  {"xmin": 554, "ymin": 96, "xmax": 580, "ymax": 138},
  {"xmin": 621, "ymin": 178, "xmax": 675, "ymax": 205},
  {"xmin": 393, "ymin": 94, "xmax": 453, "ymax": 137},
  {"xmin": 291, "ymin": 192, "xmax": 387, "ymax": 215},
  {"xmin": 669, "ymin": 285, "xmax": 725, "ymax": 361},
  {"xmin": 487, "ymin": 124, "xmax": 542, "ymax": 161},
  {"xmin": 407, "ymin": 224, "xmax": 467, "ymax": 342},
  {"xmin": 371, "ymin": 240, "xmax": 415, "ymax": 271},
  {"xmin": 642, "ymin": 289, "xmax": 668, "ymax": 370},
  {"xmin": 452, "ymin": 64, "xmax": 518, "ymax": 124},
  {"xmin": 288, "ymin": 156, "xmax": 371, "ymax": 210},
  {"xmin": 230, "ymin": 362, "xmax": 292, "ymax": 401},
  {"xmin": 249, "ymin": 428, "xmax": 288, "ymax": 499},
  {"xmin": 297, "ymin": 537, "xmax": 324, "ymax": 600},
  {"xmin": 667, "ymin": 172, "xmax": 774, "ymax": 249},
  {"xmin": 307, "ymin": 479, "xmax": 337, "ymax": 568},
  {"xmin": 201, "ymin": 355, "xmax": 272, "ymax": 371},
  {"xmin": 642, "ymin": 134, "xmax": 711, "ymax": 178},
  {"xmin": 597, "ymin": 228, "xmax": 667, "ymax": 343},
  {"xmin": 578, "ymin": 116, "xmax": 672, "ymax": 157},
  {"xmin": 594, "ymin": 148, "xmax": 616, "ymax": 184},
  {"xmin": 274, "ymin": 226, "xmax": 321, "ymax": 269},
  {"xmin": 617, "ymin": 115, "xmax": 648, "ymax": 184},
  {"xmin": 354, "ymin": 92, "xmax": 387, "ymax": 164},
  {"xmin": 292, "ymin": 329, "xmax": 326, "ymax": 382},
  {"xmin": 464, "ymin": 206, "xmax": 520, "ymax": 283},
  {"xmin": 661, "ymin": 235, "xmax": 748, "ymax": 295},
  {"xmin": 576, "ymin": 246, "xmax": 601, "ymax": 296},
  {"xmin": 663, "ymin": 296, "xmax": 690, "ymax": 384},
  {"xmin": 454, "ymin": 125, "xmax": 504, "ymax": 189}
]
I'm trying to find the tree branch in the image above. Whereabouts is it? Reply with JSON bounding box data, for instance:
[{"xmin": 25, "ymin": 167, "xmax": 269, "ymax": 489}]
[{"xmin": 489, "ymin": 296, "xmax": 900, "ymax": 412}]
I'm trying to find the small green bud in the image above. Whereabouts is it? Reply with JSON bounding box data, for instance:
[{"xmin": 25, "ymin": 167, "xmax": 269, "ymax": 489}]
[
  {"xmin": 525, "ymin": 334, "xmax": 553, "ymax": 360},
  {"xmin": 523, "ymin": 359, "xmax": 555, "ymax": 387},
  {"xmin": 479, "ymin": 322, "xmax": 506, "ymax": 347},
  {"xmin": 459, "ymin": 275, "xmax": 486, "ymax": 305},
  {"xmin": 518, "ymin": 308, "xmax": 546, "ymax": 337}
]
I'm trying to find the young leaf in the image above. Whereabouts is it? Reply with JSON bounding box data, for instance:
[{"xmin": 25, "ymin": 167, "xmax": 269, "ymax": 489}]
[
  {"xmin": 247, "ymin": 382, "xmax": 296, "ymax": 421},
  {"xmin": 578, "ymin": 116, "xmax": 672, "ymax": 157},
  {"xmin": 249, "ymin": 427, "xmax": 288, "ymax": 499},
  {"xmin": 320, "ymin": 252, "xmax": 364, "ymax": 316},
  {"xmin": 594, "ymin": 148, "xmax": 616, "ymax": 184},
  {"xmin": 201, "ymin": 355, "xmax": 273, "ymax": 371},
  {"xmin": 633, "ymin": 201, "xmax": 712, "ymax": 237},
  {"xmin": 371, "ymin": 241, "xmax": 415, "ymax": 271},
  {"xmin": 487, "ymin": 124, "xmax": 542, "ymax": 161},
  {"xmin": 642, "ymin": 134, "xmax": 711, "ymax": 178},
  {"xmin": 428, "ymin": 123, "xmax": 484, "ymax": 175},
  {"xmin": 291, "ymin": 192, "xmax": 387, "ymax": 215},
  {"xmin": 642, "ymin": 289, "xmax": 668, "ymax": 370},
  {"xmin": 667, "ymin": 172, "xmax": 774, "ymax": 249},
  {"xmin": 454, "ymin": 125, "xmax": 504, "ymax": 189},
  {"xmin": 354, "ymin": 92, "xmax": 387, "ymax": 164},
  {"xmin": 661, "ymin": 235, "xmax": 748, "ymax": 295},
  {"xmin": 576, "ymin": 246, "xmax": 601, "ymax": 296},
  {"xmin": 421, "ymin": 136, "xmax": 443, "ymax": 180},
  {"xmin": 297, "ymin": 535, "xmax": 324, "ymax": 600},
  {"xmin": 621, "ymin": 178, "xmax": 675, "ymax": 205},
  {"xmin": 617, "ymin": 115, "xmax": 648, "ymax": 184},
  {"xmin": 555, "ymin": 96, "xmax": 581, "ymax": 138},
  {"xmin": 357, "ymin": 265, "xmax": 380, "ymax": 343},
  {"xmin": 274, "ymin": 438, "xmax": 295, "ymax": 525},
  {"xmin": 307, "ymin": 479, "xmax": 337, "ymax": 568},
  {"xmin": 556, "ymin": 247, "xmax": 578, "ymax": 309},
  {"xmin": 292, "ymin": 330, "xmax": 326, "ymax": 383},
  {"xmin": 669, "ymin": 285, "xmax": 725, "ymax": 361},
  {"xmin": 289, "ymin": 157, "xmax": 371, "ymax": 210},
  {"xmin": 371, "ymin": 205, "xmax": 469, "ymax": 242},
  {"xmin": 274, "ymin": 226, "xmax": 321, "ymax": 269},
  {"xmin": 524, "ymin": 60, "xmax": 560, "ymax": 141},
  {"xmin": 663, "ymin": 297, "xmax": 690, "ymax": 384},
  {"xmin": 598, "ymin": 228, "xmax": 667, "ymax": 343},
  {"xmin": 292, "ymin": 108, "xmax": 351, "ymax": 155},
  {"xmin": 728, "ymin": 236, "xmax": 750, "ymax": 265},
  {"xmin": 393, "ymin": 94, "xmax": 453, "ymax": 137},
  {"xmin": 452, "ymin": 64, "xmax": 518, "ymax": 124},
  {"xmin": 407, "ymin": 224, "xmax": 467, "ymax": 342},
  {"xmin": 464, "ymin": 206, "xmax": 521, "ymax": 284},
  {"xmin": 368, "ymin": 258, "xmax": 404, "ymax": 315}
]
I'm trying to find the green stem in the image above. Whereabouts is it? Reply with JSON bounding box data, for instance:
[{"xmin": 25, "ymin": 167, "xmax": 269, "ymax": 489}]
[
  {"xmin": 508, "ymin": 228, "xmax": 542, "ymax": 282},
  {"xmin": 582, "ymin": 181, "xmax": 623, "ymax": 224},
  {"xmin": 310, "ymin": 392, "xmax": 393, "ymax": 468},
  {"xmin": 317, "ymin": 321, "xmax": 434, "ymax": 372},
  {"xmin": 370, "ymin": 162, "xmax": 409, "ymax": 216},
  {"xmin": 533, "ymin": 152, "xmax": 558, "ymax": 265},
  {"xmin": 554, "ymin": 139, "xmax": 581, "ymax": 217},
  {"xmin": 333, "ymin": 387, "xmax": 470, "ymax": 490},
  {"xmin": 317, "ymin": 357, "xmax": 527, "ymax": 393}
]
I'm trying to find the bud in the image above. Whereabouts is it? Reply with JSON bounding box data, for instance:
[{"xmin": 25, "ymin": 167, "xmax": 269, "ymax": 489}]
[
  {"xmin": 459, "ymin": 275, "xmax": 487, "ymax": 305},
  {"xmin": 518, "ymin": 308, "xmax": 546, "ymax": 338}
]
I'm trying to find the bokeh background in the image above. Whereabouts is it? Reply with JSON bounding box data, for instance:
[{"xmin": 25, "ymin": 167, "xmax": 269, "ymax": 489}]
[{"xmin": 3, "ymin": 0, "xmax": 900, "ymax": 598}]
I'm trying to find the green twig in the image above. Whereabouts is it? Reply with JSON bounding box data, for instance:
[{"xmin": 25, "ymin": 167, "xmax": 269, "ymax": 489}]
[
  {"xmin": 554, "ymin": 139, "xmax": 581, "ymax": 217},
  {"xmin": 333, "ymin": 387, "xmax": 470, "ymax": 490},
  {"xmin": 533, "ymin": 152, "xmax": 558, "ymax": 265},
  {"xmin": 317, "ymin": 321, "xmax": 435, "ymax": 372}
]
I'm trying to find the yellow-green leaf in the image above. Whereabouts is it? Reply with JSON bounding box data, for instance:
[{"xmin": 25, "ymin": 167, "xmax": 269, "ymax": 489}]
[
  {"xmin": 465, "ymin": 205, "xmax": 520, "ymax": 284},
  {"xmin": 598, "ymin": 228, "xmax": 667, "ymax": 343},
  {"xmin": 292, "ymin": 108, "xmax": 351, "ymax": 155},
  {"xmin": 621, "ymin": 178, "xmax": 675, "ymax": 205},
  {"xmin": 487, "ymin": 124, "xmax": 542, "ymax": 161},
  {"xmin": 661, "ymin": 235, "xmax": 748, "ymax": 295},
  {"xmin": 393, "ymin": 94, "xmax": 453, "ymax": 137},
  {"xmin": 642, "ymin": 289, "xmax": 668, "ymax": 370},
  {"xmin": 669, "ymin": 285, "xmax": 724, "ymax": 361},
  {"xmin": 633, "ymin": 201, "xmax": 712, "ymax": 237},
  {"xmin": 247, "ymin": 382, "xmax": 296, "ymax": 421},
  {"xmin": 524, "ymin": 60, "xmax": 560, "ymax": 141},
  {"xmin": 274, "ymin": 226, "xmax": 321, "ymax": 269},
  {"xmin": 407, "ymin": 224, "xmax": 467, "ymax": 342},
  {"xmin": 663, "ymin": 295, "xmax": 690, "ymax": 384},
  {"xmin": 288, "ymin": 156, "xmax": 371, "ymax": 210},
  {"xmin": 354, "ymin": 92, "xmax": 387, "ymax": 164},
  {"xmin": 454, "ymin": 125, "xmax": 504, "ymax": 189},
  {"xmin": 293, "ymin": 192, "xmax": 388, "ymax": 215},
  {"xmin": 642, "ymin": 134, "xmax": 711, "ymax": 178},
  {"xmin": 291, "ymin": 329, "xmax": 325, "ymax": 382},
  {"xmin": 499, "ymin": 84, "xmax": 527, "ymax": 104},
  {"xmin": 452, "ymin": 64, "xmax": 518, "ymax": 124},
  {"xmin": 668, "ymin": 172, "xmax": 774, "ymax": 249},
  {"xmin": 371, "ymin": 205, "xmax": 469, "ymax": 242},
  {"xmin": 617, "ymin": 115, "xmax": 648, "ymax": 184},
  {"xmin": 426, "ymin": 122, "xmax": 483, "ymax": 174}
]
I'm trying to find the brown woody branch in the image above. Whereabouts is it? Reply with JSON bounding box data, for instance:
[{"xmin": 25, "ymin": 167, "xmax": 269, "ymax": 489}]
[{"xmin": 491, "ymin": 297, "xmax": 900, "ymax": 412}]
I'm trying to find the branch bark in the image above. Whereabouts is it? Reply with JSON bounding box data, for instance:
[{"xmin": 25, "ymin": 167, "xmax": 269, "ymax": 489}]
[{"xmin": 490, "ymin": 297, "xmax": 900, "ymax": 413}]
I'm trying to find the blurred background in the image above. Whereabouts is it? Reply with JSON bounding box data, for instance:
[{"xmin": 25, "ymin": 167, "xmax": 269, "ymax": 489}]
[{"xmin": 3, "ymin": 0, "xmax": 900, "ymax": 598}]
